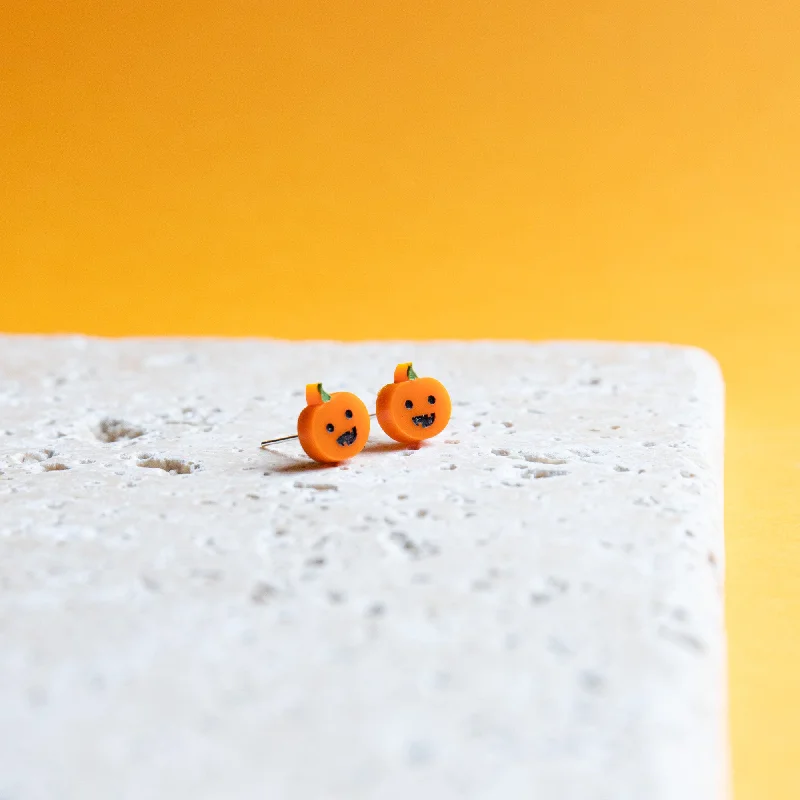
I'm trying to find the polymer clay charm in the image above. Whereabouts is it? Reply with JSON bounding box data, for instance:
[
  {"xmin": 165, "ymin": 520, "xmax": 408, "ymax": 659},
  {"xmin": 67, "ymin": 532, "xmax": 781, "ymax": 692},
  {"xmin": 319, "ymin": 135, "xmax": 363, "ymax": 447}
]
[
  {"xmin": 297, "ymin": 383, "xmax": 370, "ymax": 463},
  {"xmin": 376, "ymin": 363, "xmax": 451, "ymax": 444}
]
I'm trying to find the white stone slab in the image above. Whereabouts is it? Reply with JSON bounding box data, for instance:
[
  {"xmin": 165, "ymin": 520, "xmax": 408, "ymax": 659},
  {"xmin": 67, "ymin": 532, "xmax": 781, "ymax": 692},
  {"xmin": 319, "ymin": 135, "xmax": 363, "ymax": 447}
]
[{"xmin": 0, "ymin": 337, "xmax": 726, "ymax": 800}]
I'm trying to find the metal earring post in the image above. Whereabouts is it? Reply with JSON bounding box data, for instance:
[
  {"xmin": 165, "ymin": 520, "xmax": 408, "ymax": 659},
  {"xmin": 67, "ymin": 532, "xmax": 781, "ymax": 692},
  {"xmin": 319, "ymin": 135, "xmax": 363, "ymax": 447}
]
[{"xmin": 260, "ymin": 433, "xmax": 301, "ymax": 447}]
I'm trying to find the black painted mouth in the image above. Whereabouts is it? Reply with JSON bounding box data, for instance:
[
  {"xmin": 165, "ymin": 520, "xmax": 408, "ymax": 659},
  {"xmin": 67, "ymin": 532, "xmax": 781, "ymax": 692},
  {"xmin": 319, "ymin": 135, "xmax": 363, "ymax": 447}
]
[
  {"xmin": 412, "ymin": 412, "xmax": 436, "ymax": 428},
  {"xmin": 336, "ymin": 426, "xmax": 358, "ymax": 446}
]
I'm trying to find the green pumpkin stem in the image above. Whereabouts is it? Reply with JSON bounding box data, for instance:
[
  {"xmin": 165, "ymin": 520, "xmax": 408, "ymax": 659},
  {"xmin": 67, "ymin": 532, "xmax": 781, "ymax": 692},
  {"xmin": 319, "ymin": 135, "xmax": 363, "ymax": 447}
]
[
  {"xmin": 407, "ymin": 365, "xmax": 418, "ymax": 380},
  {"xmin": 318, "ymin": 383, "xmax": 332, "ymax": 402}
]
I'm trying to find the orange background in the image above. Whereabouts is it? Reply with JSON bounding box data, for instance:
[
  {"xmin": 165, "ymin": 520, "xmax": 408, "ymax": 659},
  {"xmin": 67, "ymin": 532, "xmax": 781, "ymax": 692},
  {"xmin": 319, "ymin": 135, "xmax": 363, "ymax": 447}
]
[{"xmin": 2, "ymin": 1, "xmax": 800, "ymax": 795}]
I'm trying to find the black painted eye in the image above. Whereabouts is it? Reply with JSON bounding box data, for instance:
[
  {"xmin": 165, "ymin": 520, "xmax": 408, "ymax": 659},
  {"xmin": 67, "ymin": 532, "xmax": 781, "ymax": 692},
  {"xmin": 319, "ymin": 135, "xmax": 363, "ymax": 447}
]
[
  {"xmin": 345, "ymin": 409, "xmax": 353, "ymax": 419},
  {"xmin": 428, "ymin": 395, "xmax": 436, "ymax": 404},
  {"xmin": 326, "ymin": 423, "xmax": 334, "ymax": 433},
  {"xmin": 405, "ymin": 399, "xmax": 414, "ymax": 409}
]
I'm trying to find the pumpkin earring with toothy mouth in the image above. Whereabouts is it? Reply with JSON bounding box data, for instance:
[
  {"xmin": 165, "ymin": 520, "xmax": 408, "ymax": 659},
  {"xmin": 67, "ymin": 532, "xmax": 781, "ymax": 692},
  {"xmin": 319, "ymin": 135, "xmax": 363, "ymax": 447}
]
[
  {"xmin": 376, "ymin": 363, "xmax": 452, "ymax": 444},
  {"xmin": 261, "ymin": 383, "xmax": 371, "ymax": 464}
]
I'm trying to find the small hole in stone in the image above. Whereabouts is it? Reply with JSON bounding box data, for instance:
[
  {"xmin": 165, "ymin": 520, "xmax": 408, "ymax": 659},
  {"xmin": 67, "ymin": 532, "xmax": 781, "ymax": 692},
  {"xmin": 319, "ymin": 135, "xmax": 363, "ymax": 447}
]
[
  {"xmin": 137, "ymin": 458, "xmax": 194, "ymax": 475},
  {"xmin": 531, "ymin": 469, "xmax": 568, "ymax": 479},
  {"xmin": 42, "ymin": 462, "xmax": 70, "ymax": 471},
  {"xmin": 94, "ymin": 418, "xmax": 144, "ymax": 443},
  {"xmin": 525, "ymin": 454, "xmax": 567, "ymax": 465}
]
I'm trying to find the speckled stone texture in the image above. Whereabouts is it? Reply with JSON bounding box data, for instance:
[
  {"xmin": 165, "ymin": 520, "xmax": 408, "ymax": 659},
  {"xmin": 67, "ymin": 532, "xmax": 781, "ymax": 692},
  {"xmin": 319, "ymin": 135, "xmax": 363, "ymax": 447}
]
[{"xmin": 0, "ymin": 337, "xmax": 726, "ymax": 800}]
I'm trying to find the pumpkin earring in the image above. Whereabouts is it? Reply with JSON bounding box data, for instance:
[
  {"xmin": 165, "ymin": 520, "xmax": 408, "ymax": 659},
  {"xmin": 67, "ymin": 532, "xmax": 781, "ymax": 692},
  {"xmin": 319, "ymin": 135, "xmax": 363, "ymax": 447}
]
[
  {"xmin": 376, "ymin": 362, "xmax": 452, "ymax": 444},
  {"xmin": 261, "ymin": 383, "xmax": 371, "ymax": 464}
]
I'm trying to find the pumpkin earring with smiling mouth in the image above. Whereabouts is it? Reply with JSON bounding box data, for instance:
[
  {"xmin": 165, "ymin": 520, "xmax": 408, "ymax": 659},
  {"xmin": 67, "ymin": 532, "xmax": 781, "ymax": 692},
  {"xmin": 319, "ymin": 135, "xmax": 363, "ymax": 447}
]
[
  {"xmin": 297, "ymin": 383, "xmax": 371, "ymax": 463},
  {"xmin": 376, "ymin": 363, "xmax": 452, "ymax": 444},
  {"xmin": 261, "ymin": 383, "xmax": 371, "ymax": 464}
]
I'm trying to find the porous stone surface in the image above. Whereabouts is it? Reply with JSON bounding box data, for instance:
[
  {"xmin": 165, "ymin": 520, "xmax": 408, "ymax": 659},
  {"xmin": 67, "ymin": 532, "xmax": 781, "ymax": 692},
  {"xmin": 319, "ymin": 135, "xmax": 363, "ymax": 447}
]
[{"xmin": 0, "ymin": 337, "xmax": 726, "ymax": 800}]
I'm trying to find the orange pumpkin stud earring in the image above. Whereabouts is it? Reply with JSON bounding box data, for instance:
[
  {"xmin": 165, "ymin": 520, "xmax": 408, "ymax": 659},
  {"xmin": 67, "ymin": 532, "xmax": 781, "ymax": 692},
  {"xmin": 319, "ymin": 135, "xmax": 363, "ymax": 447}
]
[
  {"xmin": 376, "ymin": 363, "xmax": 452, "ymax": 444},
  {"xmin": 262, "ymin": 383, "xmax": 370, "ymax": 464}
]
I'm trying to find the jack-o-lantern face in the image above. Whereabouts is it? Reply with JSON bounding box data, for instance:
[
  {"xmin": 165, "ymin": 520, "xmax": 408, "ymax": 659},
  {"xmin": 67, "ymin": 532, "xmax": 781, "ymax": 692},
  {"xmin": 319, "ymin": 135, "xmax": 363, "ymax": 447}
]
[
  {"xmin": 376, "ymin": 363, "xmax": 451, "ymax": 444},
  {"xmin": 297, "ymin": 383, "xmax": 370, "ymax": 464}
]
